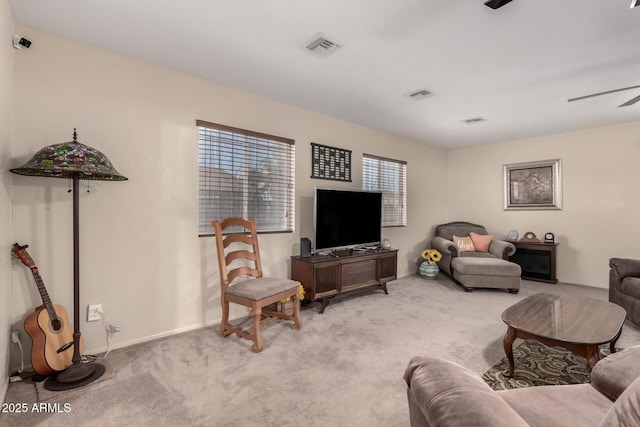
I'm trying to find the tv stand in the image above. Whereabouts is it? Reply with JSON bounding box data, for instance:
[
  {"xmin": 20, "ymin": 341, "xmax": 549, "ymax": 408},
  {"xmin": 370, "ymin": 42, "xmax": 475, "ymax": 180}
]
[{"xmin": 291, "ymin": 249, "xmax": 398, "ymax": 314}]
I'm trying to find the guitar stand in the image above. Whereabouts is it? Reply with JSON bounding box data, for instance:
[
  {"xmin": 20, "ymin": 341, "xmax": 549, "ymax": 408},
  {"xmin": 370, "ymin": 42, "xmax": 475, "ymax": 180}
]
[
  {"xmin": 45, "ymin": 362, "xmax": 105, "ymax": 391},
  {"xmin": 31, "ymin": 374, "xmax": 46, "ymax": 383}
]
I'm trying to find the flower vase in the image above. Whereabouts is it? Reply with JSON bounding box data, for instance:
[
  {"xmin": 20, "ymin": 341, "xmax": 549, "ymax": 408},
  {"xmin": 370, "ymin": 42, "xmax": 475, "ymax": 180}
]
[{"xmin": 420, "ymin": 261, "xmax": 439, "ymax": 280}]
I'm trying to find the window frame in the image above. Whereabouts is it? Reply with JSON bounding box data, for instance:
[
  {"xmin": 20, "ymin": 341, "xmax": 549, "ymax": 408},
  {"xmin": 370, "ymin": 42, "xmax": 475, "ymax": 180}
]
[
  {"xmin": 362, "ymin": 153, "xmax": 407, "ymax": 227},
  {"xmin": 197, "ymin": 120, "xmax": 295, "ymax": 236}
]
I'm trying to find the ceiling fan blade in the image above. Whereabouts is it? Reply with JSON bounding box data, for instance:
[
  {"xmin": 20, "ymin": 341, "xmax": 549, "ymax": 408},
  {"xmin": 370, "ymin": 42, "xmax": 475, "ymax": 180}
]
[
  {"xmin": 619, "ymin": 93, "xmax": 640, "ymax": 107},
  {"xmin": 567, "ymin": 84, "xmax": 640, "ymax": 103},
  {"xmin": 484, "ymin": 0, "xmax": 514, "ymax": 9}
]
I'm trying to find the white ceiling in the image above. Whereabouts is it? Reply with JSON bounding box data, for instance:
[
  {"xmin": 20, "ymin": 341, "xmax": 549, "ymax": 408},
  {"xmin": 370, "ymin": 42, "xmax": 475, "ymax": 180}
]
[{"xmin": 9, "ymin": 0, "xmax": 640, "ymax": 149}]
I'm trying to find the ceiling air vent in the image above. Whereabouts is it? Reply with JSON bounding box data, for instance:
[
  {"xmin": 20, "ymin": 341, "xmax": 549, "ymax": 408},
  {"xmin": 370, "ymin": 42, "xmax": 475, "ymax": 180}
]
[
  {"xmin": 305, "ymin": 33, "xmax": 343, "ymax": 57},
  {"xmin": 463, "ymin": 117, "xmax": 488, "ymax": 124},
  {"xmin": 405, "ymin": 89, "xmax": 433, "ymax": 100}
]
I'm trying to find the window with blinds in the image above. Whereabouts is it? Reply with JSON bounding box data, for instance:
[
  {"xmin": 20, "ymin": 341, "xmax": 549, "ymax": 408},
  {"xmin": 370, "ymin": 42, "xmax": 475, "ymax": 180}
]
[
  {"xmin": 362, "ymin": 154, "xmax": 407, "ymax": 227},
  {"xmin": 197, "ymin": 120, "xmax": 295, "ymax": 235}
]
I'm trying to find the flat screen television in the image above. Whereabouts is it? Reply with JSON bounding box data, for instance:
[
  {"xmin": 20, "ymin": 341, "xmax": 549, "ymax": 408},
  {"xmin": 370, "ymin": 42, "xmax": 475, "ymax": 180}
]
[{"xmin": 313, "ymin": 188, "xmax": 382, "ymax": 253}]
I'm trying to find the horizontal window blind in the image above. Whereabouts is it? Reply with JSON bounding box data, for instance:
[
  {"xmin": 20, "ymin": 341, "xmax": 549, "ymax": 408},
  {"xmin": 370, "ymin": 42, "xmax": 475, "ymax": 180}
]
[
  {"xmin": 197, "ymin": 120, "xmax": 295, "ymax": 235},
  {"xmin": 362, "ymin": 154, "xmax": 407, "ymax": 227}
]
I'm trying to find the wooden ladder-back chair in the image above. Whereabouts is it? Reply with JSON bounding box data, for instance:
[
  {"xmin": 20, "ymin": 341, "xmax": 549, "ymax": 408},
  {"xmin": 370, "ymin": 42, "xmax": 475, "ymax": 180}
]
[{"xmin": 212, "ymin": 217, "xmax": 302, "ymax": 352}]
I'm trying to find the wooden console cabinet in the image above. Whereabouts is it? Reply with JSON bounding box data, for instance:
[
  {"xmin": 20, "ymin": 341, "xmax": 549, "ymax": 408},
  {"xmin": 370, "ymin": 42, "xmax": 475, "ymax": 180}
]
[
  {"xmin": 291, "ymin": 249, "xmax": 398, "ymax": 313},
  {"xmin": 511, "ymin": 242, "xmax": 558, "ymax": 284}
]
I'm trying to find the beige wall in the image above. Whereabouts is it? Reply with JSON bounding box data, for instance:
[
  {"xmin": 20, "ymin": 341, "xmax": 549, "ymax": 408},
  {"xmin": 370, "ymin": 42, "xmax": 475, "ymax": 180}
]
[
  {"xmin": 0, "ymin": 0, "xmax": 14, "ymax": 401},
  {"xmin": 12, "ymin": 23, "xmax": 637, "ymax": 378},
  {"xmin": 446, "ymin": 122, "xmax": 640, "ymax": 288},
  {"xmin": 9, "ymin": 26, "xmax": 447, "ymax": 367}
]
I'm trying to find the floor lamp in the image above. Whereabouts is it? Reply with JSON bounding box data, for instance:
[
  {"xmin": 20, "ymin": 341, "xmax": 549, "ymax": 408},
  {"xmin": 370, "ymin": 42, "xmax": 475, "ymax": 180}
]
[{"xmin": 10, "ymin": 129, "xmax": 127, "ymax": 390}]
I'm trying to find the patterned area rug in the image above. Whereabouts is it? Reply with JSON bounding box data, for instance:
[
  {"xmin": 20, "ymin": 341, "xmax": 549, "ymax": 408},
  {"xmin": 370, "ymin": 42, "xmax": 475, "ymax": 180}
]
[{"xmin": 482, "ymin": 340, "xmax": 612, "ymax": 391}]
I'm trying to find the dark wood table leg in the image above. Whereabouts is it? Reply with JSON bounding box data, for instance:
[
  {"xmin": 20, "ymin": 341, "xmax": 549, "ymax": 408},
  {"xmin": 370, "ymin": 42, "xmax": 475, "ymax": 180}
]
[
  {"xmin": 502, "ymin": 326, "xmax": 517, "ymax": 378},
  {"xmin": 318, "ymin": 298, "xmax": 331, "ymax": 314},
  {"xmin": 585, "ymin": 345, "xmax": 600, "ymax": 371},
  {"xmin": 379, "ymin": 282, "xmax": 388, "ymax": 295},
  {"xmin": 610, "ymin": 326, "xmax": 623, "ymax": 354}
]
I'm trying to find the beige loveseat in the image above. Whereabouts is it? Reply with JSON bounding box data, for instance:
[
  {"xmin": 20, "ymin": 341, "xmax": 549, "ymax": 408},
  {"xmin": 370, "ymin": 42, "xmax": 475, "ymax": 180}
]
[
  {"xmin": 403, "ymin": 345, "xmax": 640, "ymax": 427},
  {"xmin": 431, "ymin": 221, "xmax": 520, "ymax": 292}
]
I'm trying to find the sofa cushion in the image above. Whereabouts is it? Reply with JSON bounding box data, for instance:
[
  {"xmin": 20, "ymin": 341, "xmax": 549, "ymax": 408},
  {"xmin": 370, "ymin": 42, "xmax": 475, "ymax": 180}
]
[
  {"xmin": 470, "ymin": 232, "xmax": 494, "ymax": 252},
  {"xmin": 599, "ymin": 376, "xmax": 640, "ymax": 427},
  {"xmin": 460, "ymin": 251, "xmax": 495, "ymax": 259},
  {"xmin": 452, "ymin": 257, "xmax": 521, "ymax": 277},
  {"xmin": 499, "ymin": 384, "xmax": 611, "ymax": 427},
  {"xmin": 453, "ymin": 235, "xmax": 475, "ymax": 253},
  {"xmin": 620, "ymin": 277, "xmax": 640, "ymax": 299},
  {"xmin": 591, "ymin": 345, "xmax": 640, "ymax": 401}
]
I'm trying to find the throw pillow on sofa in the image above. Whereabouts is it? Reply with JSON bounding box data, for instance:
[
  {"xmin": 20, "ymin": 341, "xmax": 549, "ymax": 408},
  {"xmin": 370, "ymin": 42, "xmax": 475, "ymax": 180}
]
[
  {"xmin": 470, "ymin": 232, "xmax": 494, "ymax": 253},
  {"xmin": 453, "ymin": 235, "xmax": 475, "ymax": 253}
]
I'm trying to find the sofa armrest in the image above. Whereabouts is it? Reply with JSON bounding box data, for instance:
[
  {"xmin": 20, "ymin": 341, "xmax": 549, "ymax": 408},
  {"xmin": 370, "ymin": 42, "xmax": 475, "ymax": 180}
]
[
  {"xmin": 489, "ymin": 240, "xmax": 516, "ymax": 260},
  {"xmin": 610, "ymin": 258, "xmax": 640, "ymax": 282},
  {"xmin": 591, "ymin": 345, "xmax": 640, "ymax": 401},
  {"xmin": 403, "ymin": 356, "xmax": 528, "ymax": 427},
  {"xmin": 432, "ymin": 236, "xmax": 457, "ymax": 257},
  {"xmin": 599, "ymin": 375, "xmax": 640, "ymax": 427}
]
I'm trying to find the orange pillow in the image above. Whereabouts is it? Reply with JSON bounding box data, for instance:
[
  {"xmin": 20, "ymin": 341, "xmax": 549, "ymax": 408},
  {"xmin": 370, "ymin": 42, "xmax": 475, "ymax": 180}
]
[
  {"xmin": 469, "ymin": 232, "xmax": 493, "ymax": 253},
  {"xmin": 453, "ymin": 235, "xmax": 475, "ymax": 253}
]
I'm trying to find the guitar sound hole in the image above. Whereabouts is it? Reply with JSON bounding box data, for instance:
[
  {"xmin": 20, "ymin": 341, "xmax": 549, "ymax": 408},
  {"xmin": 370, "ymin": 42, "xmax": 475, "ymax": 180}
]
[{"xmin": 51, "ymin": 318, "xmax": 62, "ymax": 332}]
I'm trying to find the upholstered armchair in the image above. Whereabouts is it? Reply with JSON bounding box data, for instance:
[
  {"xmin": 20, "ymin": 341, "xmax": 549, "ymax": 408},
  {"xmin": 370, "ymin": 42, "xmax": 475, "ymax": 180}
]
[
  {"xmin": 609, "ymin": 258, "xmax": 640, "ymax": 329},
  {"xmin": 404, "ymin": 345, "xmax": 640, "ymax": 427},
  {"xmin": 431, "ymin": 221, "xmax": 515, "ymax": 276}
]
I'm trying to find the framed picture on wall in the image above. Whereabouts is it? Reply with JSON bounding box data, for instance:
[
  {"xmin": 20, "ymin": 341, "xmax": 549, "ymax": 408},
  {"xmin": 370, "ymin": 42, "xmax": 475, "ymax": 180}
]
[
  {"xmin": 504, "ymin": 159, "xmax": 562, "ymax": 210},
  {"xmin": 310, "ymin": 143, "xmax": 352, "ymax": 182}
]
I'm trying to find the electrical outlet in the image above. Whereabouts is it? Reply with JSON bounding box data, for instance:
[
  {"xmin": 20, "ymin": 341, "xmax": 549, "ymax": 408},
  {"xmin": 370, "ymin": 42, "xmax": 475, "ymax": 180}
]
[{"xmin": 87, "ymin": 304, "xmax": 102, "ymax": 322}]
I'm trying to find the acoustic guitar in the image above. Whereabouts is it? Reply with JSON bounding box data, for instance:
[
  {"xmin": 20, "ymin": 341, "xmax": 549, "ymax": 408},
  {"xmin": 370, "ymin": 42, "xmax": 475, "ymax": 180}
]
[{"xmin": 12, "ymin": 243, "xmax": 84, "ymax": 376}]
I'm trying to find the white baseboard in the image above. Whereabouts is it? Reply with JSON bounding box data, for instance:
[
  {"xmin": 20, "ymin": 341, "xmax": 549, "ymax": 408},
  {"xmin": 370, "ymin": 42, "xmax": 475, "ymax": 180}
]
[{"xmin": 84, "ymin": 314, "xmax": 247, "ymax": 356}]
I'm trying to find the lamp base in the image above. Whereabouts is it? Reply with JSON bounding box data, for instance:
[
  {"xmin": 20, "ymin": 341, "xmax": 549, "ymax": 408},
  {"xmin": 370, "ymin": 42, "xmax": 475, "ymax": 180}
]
[{"xmin": 44, "ymin": 363, "xmax": 105, "ymax": 391}]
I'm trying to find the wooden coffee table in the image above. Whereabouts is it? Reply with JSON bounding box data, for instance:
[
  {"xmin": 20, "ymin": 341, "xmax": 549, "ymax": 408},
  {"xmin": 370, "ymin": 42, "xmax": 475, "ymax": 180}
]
[{"xmin": 501, "ymin": 292, "xmax": 626, "ymax": 377}]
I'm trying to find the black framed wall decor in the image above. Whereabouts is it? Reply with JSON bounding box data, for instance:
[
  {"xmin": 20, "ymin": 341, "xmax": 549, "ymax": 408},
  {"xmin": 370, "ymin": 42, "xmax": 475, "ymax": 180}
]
[{"xmin": 311, "ymin": 143, "xmax": 352, "ymax": 182}]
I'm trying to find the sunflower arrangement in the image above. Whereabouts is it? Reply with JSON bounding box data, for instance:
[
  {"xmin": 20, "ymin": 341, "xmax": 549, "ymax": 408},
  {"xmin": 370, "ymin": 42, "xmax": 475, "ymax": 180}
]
[
  {"xmin": 421, "ymin": 248, "xmax": 442, "ymax": 265},
  {"xmin": 281, "ymin": 283, "xmax": 305, "ymax": 304}
]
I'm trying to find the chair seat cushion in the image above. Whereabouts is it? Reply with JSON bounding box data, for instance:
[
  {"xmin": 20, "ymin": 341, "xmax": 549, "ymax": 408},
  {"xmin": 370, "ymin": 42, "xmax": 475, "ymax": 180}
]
[
  {"xmin": 452, "ymin": 257, "xmax": 521, "ymax": 277},
  {"xmin": 620, "ymin": 277, "xmax": 640, "ymax": 299},
  {"xmin": 226, "ymin": 277, "xmax": 298, "ymax": 301},
  {"xmin": 460, "ymin": 251, "xmax": 496, "ymax": 259}
]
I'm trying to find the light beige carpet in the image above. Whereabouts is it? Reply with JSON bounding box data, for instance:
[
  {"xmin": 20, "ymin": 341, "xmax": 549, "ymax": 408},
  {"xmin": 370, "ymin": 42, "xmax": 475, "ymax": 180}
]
[{"xmin": 2, "ymin": 275, "xmax": 639, "ymax": 426}]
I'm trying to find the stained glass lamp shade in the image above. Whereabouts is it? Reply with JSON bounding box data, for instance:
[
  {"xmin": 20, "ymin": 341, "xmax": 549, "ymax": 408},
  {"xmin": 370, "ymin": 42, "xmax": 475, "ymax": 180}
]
[
  {"xmin": 10, "ymin": 129, "xmax": 127, "ymax": 390},
  {"xmin": 10, "ymin": 129, "xmax": 127, "ymax": 181}
]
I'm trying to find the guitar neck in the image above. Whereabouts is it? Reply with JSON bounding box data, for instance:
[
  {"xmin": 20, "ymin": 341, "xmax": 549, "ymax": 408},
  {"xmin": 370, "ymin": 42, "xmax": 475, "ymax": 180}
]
[{"xmin": 30, "ymin": 267, "xmax": 58, "ymax": 321}]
